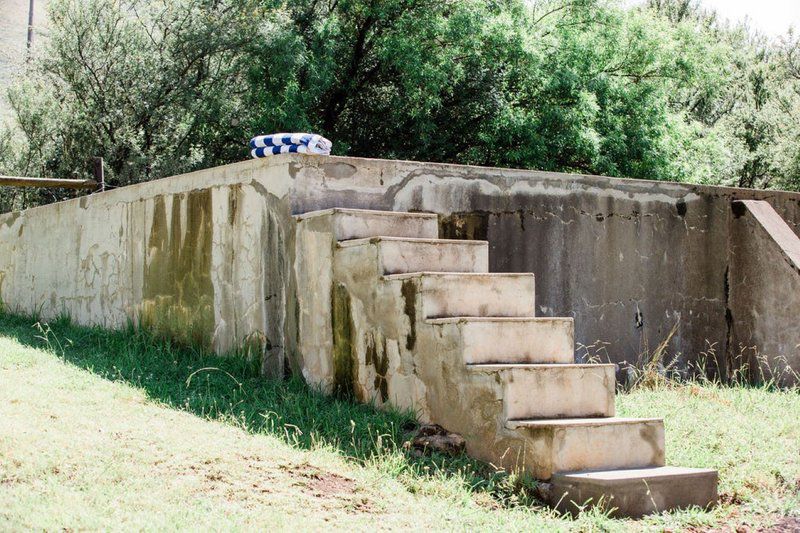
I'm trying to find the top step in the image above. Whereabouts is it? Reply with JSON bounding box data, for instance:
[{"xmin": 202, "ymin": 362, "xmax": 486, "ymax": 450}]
[{"xmin": 296, "ymin": 208, "xmax": 438, "ymax": 241}]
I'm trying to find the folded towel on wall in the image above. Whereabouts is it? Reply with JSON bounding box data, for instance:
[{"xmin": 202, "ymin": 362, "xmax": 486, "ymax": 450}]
[{"xmin": 249, "ymin": 133, "xmax": 332, "ymax": 158}]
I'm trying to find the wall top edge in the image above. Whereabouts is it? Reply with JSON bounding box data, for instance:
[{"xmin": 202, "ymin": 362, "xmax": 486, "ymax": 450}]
[
  {"xmin": 314, "ymin": 154, "xmax": 800, "ymax": 200},
  {"xmin": 3, "ymin": 153, "xmax": 800, "ymax": 223}
]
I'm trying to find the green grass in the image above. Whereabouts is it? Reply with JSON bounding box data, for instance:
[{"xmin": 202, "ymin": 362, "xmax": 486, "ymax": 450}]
[{"xmin": 0, "ymin": 312, "xmax": 797, "ymax": 531}]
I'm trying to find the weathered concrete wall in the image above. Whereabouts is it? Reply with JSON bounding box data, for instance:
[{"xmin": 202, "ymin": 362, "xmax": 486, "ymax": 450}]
[
  {"xmin": 0, "ymin": 158, "xmax": 299, "ymax": 377},
  {"xmin": 2, "ymin": 154, "xmax": 800, "ymax": 380},
  {"xmin": 728, "ymin": 201, "xmax": 800, "ymax": 386},
  {"xmin": 286, "ymin": 157, "xmax": 800, "ymax": 380}
]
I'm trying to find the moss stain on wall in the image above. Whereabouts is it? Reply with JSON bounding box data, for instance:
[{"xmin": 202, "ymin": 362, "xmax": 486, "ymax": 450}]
[
  {"xmin": 364, "ymin": 332, "xmax": 389, "ymax": 402},
  {"xmin": 331, "ymin": 282, "xmax": 356, "ymax": 398},
  {"xmin": 140, "ymin": 190, "xmax": 215, "ymax": 349},
  {"xmin": 401, "ymin": 280, "xmax": 417, "ymax": 351}
]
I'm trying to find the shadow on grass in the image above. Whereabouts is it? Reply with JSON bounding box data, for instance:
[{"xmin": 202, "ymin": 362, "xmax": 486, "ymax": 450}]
[{"xmin": 0, "ymin": 311, "xmax": 541, "ymax": 508}]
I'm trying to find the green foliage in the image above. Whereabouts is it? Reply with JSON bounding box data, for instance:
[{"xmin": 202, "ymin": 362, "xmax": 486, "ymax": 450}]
[
  {"xmin": 2, "ymin": 0, "xmax": 800, "ymax": 210},
  {"xmin": 2, "ymin": 0, "xmax": 261, "ymax": 207}
]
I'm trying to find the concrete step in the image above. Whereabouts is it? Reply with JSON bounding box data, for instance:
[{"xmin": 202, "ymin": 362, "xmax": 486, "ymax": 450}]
[
  {"xmin": 508, "ymin": 418, "xmax": 665, "ymax": 479},
  {"xmin": 550, "ymin": 466, "xmax": 718, "ymax": 518},
  {"xmin": 296, "ymin": 208, "xmax": 438, "ymax": 241},
  {"xmin": 338, "ymin": 237, "xmax": 488, "ymax": 275},
  {"xmin": 383, "ymin": 272, "xmax": 535, "ymax": 318},
  {"xmin": 427, "ymin": 317, "xmax": 574, "ymax": 364},
  {"xmin": 468, "ymin": 364, "xmax": 615, "ymax": 419}
]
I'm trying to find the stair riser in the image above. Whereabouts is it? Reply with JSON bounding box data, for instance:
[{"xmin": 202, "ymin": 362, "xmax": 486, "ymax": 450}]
[
  {"xmin": 418, "ymin": 276, "xmax": 535, "ymax": 318},
  {"xmin": 499, "ymin": 366, "xmax": 615, "ymax": 419},
  {"xmin": 378, "ymin": 241, "xmax": 489, "ymax": 275},
  {"xmin": 458, "ymin": 320, "xmax": 574, "ymax": 364},
  {"xmin": 521, "ymin": 421, "xmax": 665, "ymax": 479},
  {"xmin": 333, "ymin": 211, "xmax": 438, "ymax": 241}
]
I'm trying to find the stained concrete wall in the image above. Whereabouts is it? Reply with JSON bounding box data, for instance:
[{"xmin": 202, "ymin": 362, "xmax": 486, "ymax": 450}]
[
  {"xmin": 728, "ymin": 201, "xmax": 800, "ymax": 386},
  {"xmin": 1, "ymin": 154, "xmax": 800, "ymax": 380},
  {"xmin": 0, "ymin": 158, "xmax": 299, "ymax": 377},
  {"xmin": 285, "ymin": 157, "xmax": 800, "ymax": 380}
]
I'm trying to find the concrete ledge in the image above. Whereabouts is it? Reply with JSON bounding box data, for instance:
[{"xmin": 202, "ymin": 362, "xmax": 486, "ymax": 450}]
[
  {"xmin": 338, "ymin": 237, "xmax": 489, "ymax": 275},
  {"xmin": 469, "ymin": 363, "xmax": 616, "ymax": 419},
  {"xmin": 468, "ymin": 363, "xmax": 602, "ymax": 370},
  {"xmin": 509, "ymin": 418, "xmax": 665, "ymax": 478},
  {"xmin": 337, "ymin": 236, "xmax": 487, "ymax": 247},
  {"xmin": 733, "ymin": 200, "xmax": 800, "ymax": 273},
  {"xmin": 295, "ymin": 207, "xmax": 438, "ymax": 220},
  {"xmin": 296, "ymin": 208, "xmax": 439, "ymax": 241},
  {"xmin": 507, "ymin": 417, "xmax": 661, "ymax": 429}
]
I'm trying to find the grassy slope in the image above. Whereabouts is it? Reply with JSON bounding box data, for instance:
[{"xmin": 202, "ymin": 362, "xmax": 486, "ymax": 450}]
[{"xmin": 0, "ymin": 313, "xmax": 797, "ymax": 531}]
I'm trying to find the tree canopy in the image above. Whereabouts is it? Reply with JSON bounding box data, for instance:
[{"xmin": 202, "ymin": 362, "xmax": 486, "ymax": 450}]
[{"xmin": 1, "ymin": 0, "xmax": 799, "ymax": 210}]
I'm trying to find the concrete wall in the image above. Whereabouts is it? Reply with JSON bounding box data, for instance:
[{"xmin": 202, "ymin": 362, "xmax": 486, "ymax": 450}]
[
  {"xmin": 284, "ymin": 157, "xmax": 800, "ymax": 380},
  {"xmin": 728, "ymin": 201, "xmax": 800, "ymax": 386},
  {"xmin": 1, "ymin": 154, "xmax": 800, "ymax": 381},
  {"xmin": 0, "ymin": 158, "xmax": 299, "ymax": 377}
]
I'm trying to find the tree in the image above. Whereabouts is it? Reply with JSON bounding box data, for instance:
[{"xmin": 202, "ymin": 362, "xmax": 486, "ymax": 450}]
[
  {"xmin": 2, "ymin": 0, "xmax": 800, "ymax": 211},
  {"xmin": 3, "ymin": 0, "xmax": 261, "ymax": 206},
  {"xmin": 770, "ymin": 33, "xmax": 800, "ymax": 190}
]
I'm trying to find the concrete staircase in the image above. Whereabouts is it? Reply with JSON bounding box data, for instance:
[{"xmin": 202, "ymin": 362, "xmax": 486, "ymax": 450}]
[{"xmin": 295, "ymin": 207, "xmax": 718, "ymax": 518}]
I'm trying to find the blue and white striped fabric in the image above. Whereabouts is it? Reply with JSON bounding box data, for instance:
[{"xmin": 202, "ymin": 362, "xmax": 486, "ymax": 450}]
[{"xmin": 249, "ymin": 133, "xmax": 332, "ymax": 158}]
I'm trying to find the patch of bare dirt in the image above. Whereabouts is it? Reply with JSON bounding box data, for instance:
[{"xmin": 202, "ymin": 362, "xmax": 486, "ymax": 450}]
[
  {"xmin": 285, "ymin": 464, "xmax": 375, "ymax": 514},
  {"xmin": 159, "ymin": 452, "xmax": 282, "ymax": 507},
  {"xmin": 290, "ymin": 465, "xmax": 356, "ymax": 497},
  {"xmin": 687, "ymin": 384, "xmax": 733, "ymax": 406},
  {"xmin": 760, "ymin": 517, "xmax": 800, "ymax": 532},
  {"xmin": 305, "ymin": 472, "xmax": 355, "ymax": 497}
]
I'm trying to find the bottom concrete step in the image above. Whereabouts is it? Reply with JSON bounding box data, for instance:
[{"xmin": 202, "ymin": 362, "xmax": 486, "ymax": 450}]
[{"xmin": 549, "ymin": 466, "xmax": 718, "ymax": 518}]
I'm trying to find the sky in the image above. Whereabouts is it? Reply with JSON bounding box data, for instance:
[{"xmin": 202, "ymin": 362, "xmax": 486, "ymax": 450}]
[{"xmin": 627, "ymin": 0, "xmax": 800, "ymax": 38}]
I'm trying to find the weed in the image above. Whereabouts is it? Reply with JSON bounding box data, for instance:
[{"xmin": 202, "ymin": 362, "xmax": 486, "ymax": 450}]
[
  {"xmin": 33, "ymin": 317, "xmax": 73, "ymax": 359},
  {"xmin": 584, "ymin": 322, "xmax": 798, "ymax": 393},
  {"xmin": 626, "ymin": 320, "xmax": 683, "ymax": 390}
]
